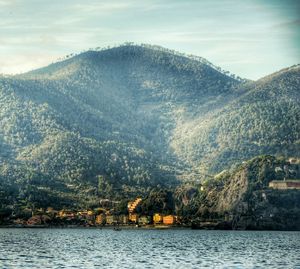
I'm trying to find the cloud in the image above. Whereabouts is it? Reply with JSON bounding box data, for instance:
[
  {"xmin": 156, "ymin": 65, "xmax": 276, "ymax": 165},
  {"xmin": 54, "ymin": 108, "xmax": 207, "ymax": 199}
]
[
  {"xmin": 0, "ymin": 0, "xmax": 298, "ymax": 79},
  {"xmin": 71, "ymin": 2, "xmax": 133, "ymax": 14},
  {"xmin": 0, "ymin": 0, "xmax": 15, "ymax": 6}
]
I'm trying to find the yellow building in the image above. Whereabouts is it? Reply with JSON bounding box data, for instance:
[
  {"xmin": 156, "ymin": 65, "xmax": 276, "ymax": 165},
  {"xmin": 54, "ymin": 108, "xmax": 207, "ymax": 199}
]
[
  {"xmin": 153, "ymin": 213, "xmax": 163, "ymax": 224},
  {"xmin": 129, "ymin": 213, "xmax": 139, "ymax": 223},
  {"xmin": 128, "ymin": 198, "xmax": 142, "ymax": 213}
]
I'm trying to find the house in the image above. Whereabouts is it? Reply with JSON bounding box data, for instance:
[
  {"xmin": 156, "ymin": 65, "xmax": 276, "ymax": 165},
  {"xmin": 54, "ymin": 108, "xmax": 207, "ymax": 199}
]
[
  {"xmin": 27, "ymin": 215, "xmax": 50, "ymax": 226},
  {"xmin": 163, "ymin": 215, "xmax": 176, "ymax": 225},
  {"xmin": 13, "ymin": 218, "xmax": 27, "ymax": 226},
  {"xmin": 269, "ymin": 180, "xmax": 300, "ymax": 190},
  {"xmin": 27, "ymin": 215, "xmax": 42, "ymax": 226},
  {"xmin": 95, "ymin": 214, "xmax": 106, "ymax": 225},
  {"xmin": 129, "ymin": 213, "xmax": 139, "ymax": 223},
  {"xmin": 153, "ymin": 213, "xmax": 163, "ymax": 224},
  {"xmin": 119, "ymin": 215, "xmax": 129, "ymax": 225},
  {"xmin": 78, "ymin": 210, "xmax": 95, "ymax": 220},
  {"xmin": 78, "ymin": 210, "xmax": 94, "ymax": 216},
  {"xmin": 106, "ymin": 215, "xmax": 118, "ymax": 225},
  {"xmin": 138, "ymin": 216, "xmax": 151, "ymax": 225},
  {"xmin": 128, "ymin": 198, "xmax": 142, "ymax": 214},
  {"xmin": 58, "ymin": 210, "xmax": 76, "ymax": 219}
]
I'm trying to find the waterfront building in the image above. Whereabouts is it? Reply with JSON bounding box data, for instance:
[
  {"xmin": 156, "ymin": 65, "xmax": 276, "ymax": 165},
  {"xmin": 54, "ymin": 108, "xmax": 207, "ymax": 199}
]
[
  {"xmin": 95, "ymin": 213, "xmax": 106, "ymax": 225},
  {"xmin": 58, "ymin": 210, "xmax": 76, "ymax": 219},
  {"xmin": 138, "ymin": 216, "xmax": 151, "ymax": 225},
  {"xmin": 269, "ymin": 179, "xmax": 300, "ymax": 190},
  {"xmin": 119, "ymin": 215, "xmax": 129, "ymax": 225},
  {"xmin": 106, "ymin": 215, "xmax": 118, "ymax": 225},
  {"xmin": 153, "ymin": 213, "xmax": 163, "ymax": 224},
  {"xmin": 163, "ymin": 215, "xmax": 176, "ymax": 225},
  {"xmin": 129, "ymin": 213, "xmax": 139, "ymax": 223}
]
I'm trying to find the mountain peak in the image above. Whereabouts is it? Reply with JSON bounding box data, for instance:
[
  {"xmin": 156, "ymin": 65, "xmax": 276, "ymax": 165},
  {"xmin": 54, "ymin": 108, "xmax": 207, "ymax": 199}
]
[{"xmin": 23, "ymin": 43, "xmax": 243, "ymax": 82}]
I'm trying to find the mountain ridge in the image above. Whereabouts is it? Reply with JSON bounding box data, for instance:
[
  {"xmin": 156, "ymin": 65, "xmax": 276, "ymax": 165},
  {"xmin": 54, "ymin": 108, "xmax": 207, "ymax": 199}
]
[{"xmin": 0, "ymin": 44, "xmax": 299, "ymax": 209}]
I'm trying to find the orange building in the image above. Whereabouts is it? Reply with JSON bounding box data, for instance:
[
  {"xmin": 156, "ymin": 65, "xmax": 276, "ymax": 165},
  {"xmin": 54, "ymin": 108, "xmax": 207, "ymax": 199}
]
[
  {"xmin": 163, "ymin": 215, "xmax": 176, "ymax": 225},
  {"xmin": 95, "ymin": 214, "xmax": 106, "ymax": 225}
]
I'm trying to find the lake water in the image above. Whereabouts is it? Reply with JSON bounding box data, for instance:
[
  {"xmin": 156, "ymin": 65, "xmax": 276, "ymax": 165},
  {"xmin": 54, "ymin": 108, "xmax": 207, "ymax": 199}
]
[{"xmin": 0, "ymin": 228, "xmax": 299, "ymax": 268}]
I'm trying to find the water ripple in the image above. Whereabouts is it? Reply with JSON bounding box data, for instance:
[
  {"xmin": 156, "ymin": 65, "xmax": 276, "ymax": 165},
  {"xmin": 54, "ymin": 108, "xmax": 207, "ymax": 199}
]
[{"xmin": 0, "ymin": 229, "xmax": 299, "ymax": 268}]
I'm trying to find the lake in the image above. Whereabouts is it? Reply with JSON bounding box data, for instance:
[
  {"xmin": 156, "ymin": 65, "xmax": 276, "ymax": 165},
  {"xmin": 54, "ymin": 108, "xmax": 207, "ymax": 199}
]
[{"xmin": 0, "ymin": 228, "xmax": 299, "ymax": 268}]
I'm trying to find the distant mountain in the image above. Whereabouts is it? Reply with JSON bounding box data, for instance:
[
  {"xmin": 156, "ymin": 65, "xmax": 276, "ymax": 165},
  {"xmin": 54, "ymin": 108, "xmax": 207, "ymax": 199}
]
[
  {"xmin": 172, "ymin": 64, "xmax": 300, "ymax": 176},
  {"xmin": 0, "ymin": 44, "xmax": 299, "ymax": 209}
]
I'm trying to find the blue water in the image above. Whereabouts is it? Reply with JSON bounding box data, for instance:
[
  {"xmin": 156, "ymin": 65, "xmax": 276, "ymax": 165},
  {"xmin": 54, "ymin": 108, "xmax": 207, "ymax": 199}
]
[{"xmin": 0, "ymin": 228, "xmax": 299, "ymax": 268}]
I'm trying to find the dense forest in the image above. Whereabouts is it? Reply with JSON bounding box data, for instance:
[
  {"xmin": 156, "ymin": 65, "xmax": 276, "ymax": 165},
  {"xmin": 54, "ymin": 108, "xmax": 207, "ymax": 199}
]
[{"xmin": 0, "ymin": 44, "xmax": 299, "ymax": 213}]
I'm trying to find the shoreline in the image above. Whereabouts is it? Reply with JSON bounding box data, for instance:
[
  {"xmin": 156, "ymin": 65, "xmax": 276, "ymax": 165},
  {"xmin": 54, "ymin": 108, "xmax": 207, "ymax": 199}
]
[{"xmin": 1, "ymin": 225, "xmax": 299, "ymax": 231}]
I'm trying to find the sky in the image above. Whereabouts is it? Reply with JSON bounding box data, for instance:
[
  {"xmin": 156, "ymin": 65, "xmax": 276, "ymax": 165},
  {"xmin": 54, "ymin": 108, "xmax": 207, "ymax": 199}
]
[{"xmin": 0, "ymin": 0, "xmax": 299, "ymax": 79}]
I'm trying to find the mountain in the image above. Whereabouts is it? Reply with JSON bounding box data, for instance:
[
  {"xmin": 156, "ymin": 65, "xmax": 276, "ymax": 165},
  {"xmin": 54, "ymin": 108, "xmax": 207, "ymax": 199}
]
[
  {"xmin": 0, "ymin": 44, "xmax": 299, "ymax": 210},
  {"xmin": 174, "ymin": 155, "xmax": 300, "ymax": 230},
  {"xmin": 172, "ymin": 64, "xmax": 300, "ymax": 175}
]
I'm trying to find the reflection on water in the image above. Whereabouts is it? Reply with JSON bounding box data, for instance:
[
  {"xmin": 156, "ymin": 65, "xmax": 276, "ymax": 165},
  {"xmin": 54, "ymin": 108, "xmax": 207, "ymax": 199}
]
[{"xmin": 0, "ymin": 229, "xmax": 299, "ymax": 268}]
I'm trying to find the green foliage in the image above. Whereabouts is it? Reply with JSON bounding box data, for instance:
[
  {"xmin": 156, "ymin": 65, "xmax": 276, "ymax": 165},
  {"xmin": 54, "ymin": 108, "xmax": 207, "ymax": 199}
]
[
  {"xmin": 171, "ymin": 65, "xmax": 300, "ymax": 175},
  {"xmin": 0, "ymin": 45, "xmax": 299, "ymax": 212},
  {"xmin": 140, "ymin": 189, "xmax": 175, "ymax": 215}
]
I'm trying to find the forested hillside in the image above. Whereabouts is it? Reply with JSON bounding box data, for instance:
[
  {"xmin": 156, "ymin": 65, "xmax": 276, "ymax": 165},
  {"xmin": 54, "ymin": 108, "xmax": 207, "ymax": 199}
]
[
  {"xmin": 171, "ymin": 65, "xmax": 300, "ymax": 175},
  {"xmin": 0, "ymin": 44, "xmax": 299, "ymax": 210}
]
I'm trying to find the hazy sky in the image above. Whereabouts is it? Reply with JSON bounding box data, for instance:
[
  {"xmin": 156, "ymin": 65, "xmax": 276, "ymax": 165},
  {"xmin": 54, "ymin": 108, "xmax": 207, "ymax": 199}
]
[{"xmin": 0, "ymin": 0, "xmax": 299, "ymax": 79}]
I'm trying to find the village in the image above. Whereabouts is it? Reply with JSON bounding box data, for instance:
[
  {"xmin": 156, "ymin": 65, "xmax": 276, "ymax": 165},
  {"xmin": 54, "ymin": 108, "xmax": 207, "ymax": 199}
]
[
  {"xmin": 10, "ymin": 197, "xmax": 180, "ymax": 228},
  {"xmin": 3, "ymin": 165, "xmax": 300, "ymax": 229}
]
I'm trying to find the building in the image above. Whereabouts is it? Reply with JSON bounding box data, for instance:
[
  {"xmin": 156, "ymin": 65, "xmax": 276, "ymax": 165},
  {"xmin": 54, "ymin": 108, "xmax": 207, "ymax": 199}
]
[
  {"xmin": 138, "ymin": 216, "xmax": 151, "ymax": 225},
  {"xmin": 119, "ymin": 215, "xmax": 129, "ymax": 225},
  {"xmin": 163, "ymin": 215, "xmax": 176, "ymax": 225},
  {"xmin": 27, "ymin": 216, "xmax": 42, "ymax": 226},
  {"xmin": 269, "ymin": 180, "xmax": 300, "ymax": 190},
  {"xmin": 153, "ymin": 213, "xmax": 163, "ymax": 224},
  {"xmin": 13, "ymin": 218, "xmax": 27, "ymax": 226},
  {"xmin": 77, "ymin": 210, "xmax": 95, "ymax": 221},
  {"xmin": 58, "ymin": 210, "xmax": 76, "ymax": 219},
  {"xmin": 95, "ymin": 214, "xmax": 106, "ymax": 225},
  {"xmin": 46, "ymin": 207, "xmax": 57, "ymax": 217},
  {"xmin": 128, "ymin": 198, "xmax": 142, "ymax": 214},
  {"xmin": 27, "ymin": 215, "xmax": 51, "ymax": 225},
  {"xmin": 106, "ymin": 215, "xmax": 118, "ymax": 225},
  {"xmin": 129, "ymin": 213, "xmax": 139, "ymax": 223}
]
